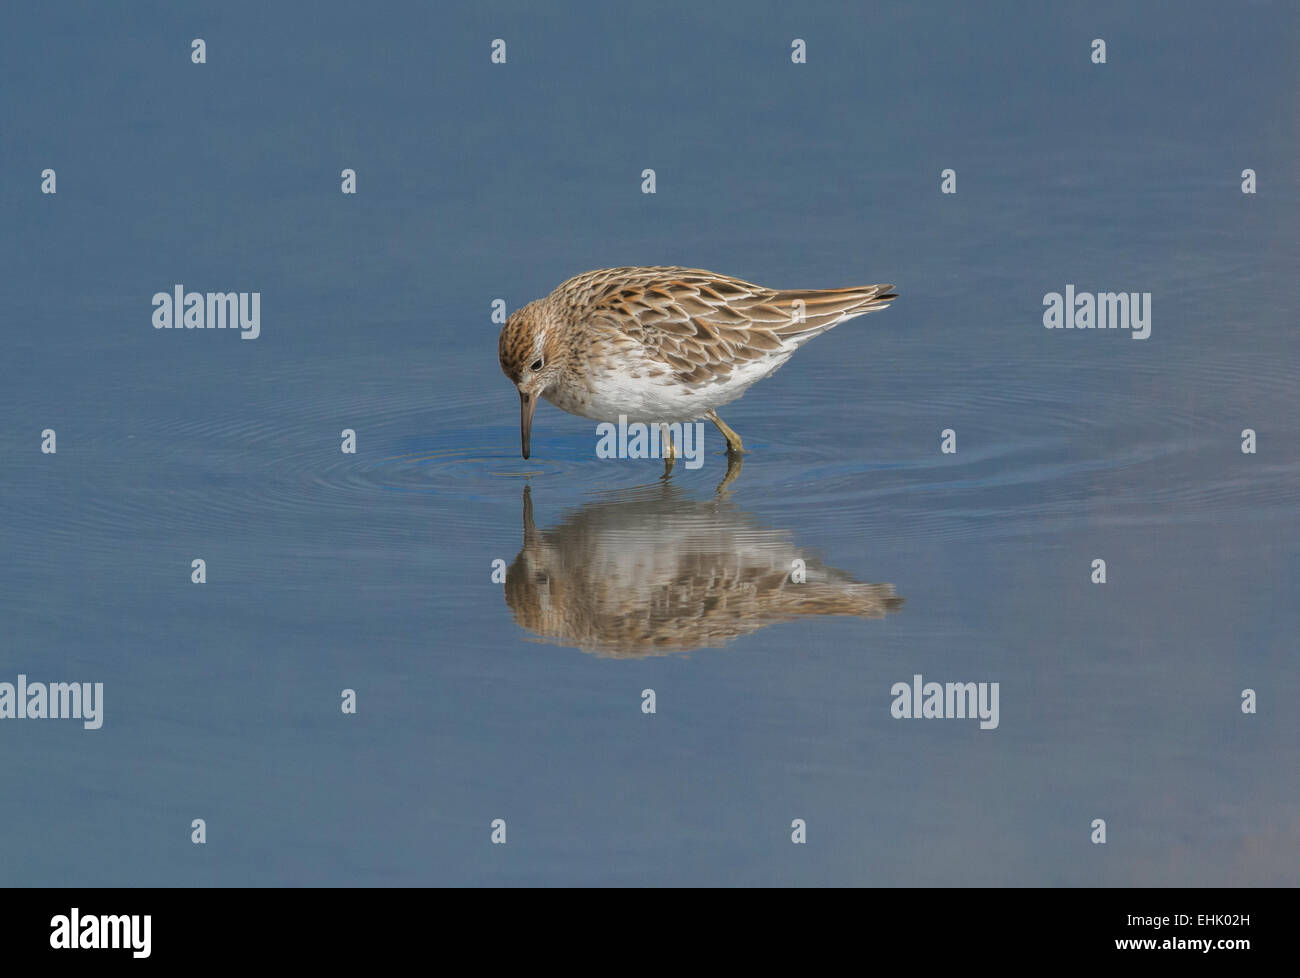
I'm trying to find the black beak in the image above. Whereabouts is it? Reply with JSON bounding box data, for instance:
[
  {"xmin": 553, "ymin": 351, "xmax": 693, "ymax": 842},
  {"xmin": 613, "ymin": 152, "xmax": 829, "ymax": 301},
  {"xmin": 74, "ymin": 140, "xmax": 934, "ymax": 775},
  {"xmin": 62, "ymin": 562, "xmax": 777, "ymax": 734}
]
[{"xmin": 520, "ymin": 391, "xmax": 537, "ymax": 459}]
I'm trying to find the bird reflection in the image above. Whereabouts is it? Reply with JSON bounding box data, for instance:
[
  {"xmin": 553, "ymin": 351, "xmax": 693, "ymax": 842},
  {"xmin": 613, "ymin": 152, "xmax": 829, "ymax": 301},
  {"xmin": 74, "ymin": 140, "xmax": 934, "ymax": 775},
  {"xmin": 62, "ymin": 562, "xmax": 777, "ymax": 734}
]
[{"xmin": 504, "ymin": 484, "xmax": 903, "ymax": 657}]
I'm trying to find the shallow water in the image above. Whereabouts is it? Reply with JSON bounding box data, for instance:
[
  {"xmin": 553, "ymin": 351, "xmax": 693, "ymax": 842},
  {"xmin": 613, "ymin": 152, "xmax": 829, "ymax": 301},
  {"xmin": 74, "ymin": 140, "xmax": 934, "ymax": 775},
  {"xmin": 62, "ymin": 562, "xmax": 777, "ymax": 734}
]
[{"xmin": 2, "ymin": 1, "xmax": 1298, "ymax": 885}]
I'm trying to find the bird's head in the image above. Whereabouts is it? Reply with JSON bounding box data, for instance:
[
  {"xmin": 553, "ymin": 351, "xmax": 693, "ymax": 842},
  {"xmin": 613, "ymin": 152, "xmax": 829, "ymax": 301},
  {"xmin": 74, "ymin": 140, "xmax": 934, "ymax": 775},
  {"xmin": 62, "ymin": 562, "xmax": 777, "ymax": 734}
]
[{"xmin": 498, "ymin": 301, "xmax": 564, "ymax": 459}]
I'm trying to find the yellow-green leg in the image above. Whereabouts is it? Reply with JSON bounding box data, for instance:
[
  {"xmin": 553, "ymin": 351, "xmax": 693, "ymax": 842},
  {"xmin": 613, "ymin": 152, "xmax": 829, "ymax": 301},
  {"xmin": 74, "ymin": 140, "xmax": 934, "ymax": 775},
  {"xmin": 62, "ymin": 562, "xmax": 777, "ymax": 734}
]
[
  {"xmin": 716, "ymin": 451, "xmax": 743, "ymax": 493},
  {"xmin": 661, "ymin": 424, "xmax": 677, "ymax": 476},
  {"xmin": 706, "ymin": 410, "xmax": 747, "ymax": 456}
]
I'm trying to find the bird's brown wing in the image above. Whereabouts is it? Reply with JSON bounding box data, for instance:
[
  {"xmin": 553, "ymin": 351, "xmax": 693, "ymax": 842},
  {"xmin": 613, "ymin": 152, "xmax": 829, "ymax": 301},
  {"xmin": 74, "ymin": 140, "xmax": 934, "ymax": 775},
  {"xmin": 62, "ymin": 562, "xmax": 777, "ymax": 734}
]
[{"xmin": 573, "ymin": 267, "xmax": 896, "ymax": 387}]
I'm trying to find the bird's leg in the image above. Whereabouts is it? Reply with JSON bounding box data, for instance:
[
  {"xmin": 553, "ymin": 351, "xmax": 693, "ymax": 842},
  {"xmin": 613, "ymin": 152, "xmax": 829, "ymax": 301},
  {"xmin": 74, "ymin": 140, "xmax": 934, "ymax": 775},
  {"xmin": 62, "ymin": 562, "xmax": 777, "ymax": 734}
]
[
  {"xmin": 660, "ymin": 424, "xmax": 677, "ymax": 476},
  {"xmin": 705, "ymin": 410, "xmax": 747, "ymax": 456},
  {"xmin": 716, "ymin": 451, "xmax": 743, "ymax": 493}
]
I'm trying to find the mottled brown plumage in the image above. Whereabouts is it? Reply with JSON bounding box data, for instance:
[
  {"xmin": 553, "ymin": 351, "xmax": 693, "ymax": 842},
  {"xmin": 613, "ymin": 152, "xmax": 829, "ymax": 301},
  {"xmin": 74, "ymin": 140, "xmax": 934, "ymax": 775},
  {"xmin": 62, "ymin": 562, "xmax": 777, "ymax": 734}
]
[{"xmin": 498, "ymin": 267, "xmax": 897, "ymax": 459}]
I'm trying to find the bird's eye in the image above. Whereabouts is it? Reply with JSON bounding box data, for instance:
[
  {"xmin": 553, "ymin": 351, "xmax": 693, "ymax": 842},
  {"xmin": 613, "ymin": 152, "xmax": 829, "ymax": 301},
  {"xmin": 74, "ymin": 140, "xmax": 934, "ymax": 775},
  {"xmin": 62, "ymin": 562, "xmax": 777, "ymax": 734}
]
[{"xmin": 530, "ymin": 358, "xmax": 544, "ymax": 372}]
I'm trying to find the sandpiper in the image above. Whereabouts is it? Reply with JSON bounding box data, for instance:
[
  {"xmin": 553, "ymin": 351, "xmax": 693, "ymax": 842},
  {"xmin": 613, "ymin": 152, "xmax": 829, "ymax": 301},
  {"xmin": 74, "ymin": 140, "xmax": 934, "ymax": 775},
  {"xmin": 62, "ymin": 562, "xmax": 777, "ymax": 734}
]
[{"xmin": 498, "ymin": 266, "xmax": 897, "ymax": 460}]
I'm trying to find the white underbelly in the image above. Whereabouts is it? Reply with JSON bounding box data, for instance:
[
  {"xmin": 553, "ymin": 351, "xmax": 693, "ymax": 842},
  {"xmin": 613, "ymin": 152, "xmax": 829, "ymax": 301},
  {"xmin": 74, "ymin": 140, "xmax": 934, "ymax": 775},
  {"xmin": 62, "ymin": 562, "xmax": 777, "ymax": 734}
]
[{"xmin": 549, "ymin": 351, "xmax": 794, "ymax": 424}]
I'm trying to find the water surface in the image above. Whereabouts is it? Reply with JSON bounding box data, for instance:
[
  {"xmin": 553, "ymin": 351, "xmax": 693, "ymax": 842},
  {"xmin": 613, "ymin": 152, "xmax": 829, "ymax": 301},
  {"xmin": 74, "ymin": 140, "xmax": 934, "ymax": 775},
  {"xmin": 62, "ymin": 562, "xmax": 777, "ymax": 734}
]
[{"xmin": 2, "ymin": 0, "xmax": 1298, "ymax": 885}]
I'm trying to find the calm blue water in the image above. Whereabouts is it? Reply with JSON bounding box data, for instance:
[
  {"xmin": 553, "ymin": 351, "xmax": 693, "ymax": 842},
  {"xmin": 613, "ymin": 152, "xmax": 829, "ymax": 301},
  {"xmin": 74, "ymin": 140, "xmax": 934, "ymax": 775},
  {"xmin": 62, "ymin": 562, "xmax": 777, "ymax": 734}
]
[{"xmin": 2, "ymin": 1, "xmax": 1298, "ymax": 886}]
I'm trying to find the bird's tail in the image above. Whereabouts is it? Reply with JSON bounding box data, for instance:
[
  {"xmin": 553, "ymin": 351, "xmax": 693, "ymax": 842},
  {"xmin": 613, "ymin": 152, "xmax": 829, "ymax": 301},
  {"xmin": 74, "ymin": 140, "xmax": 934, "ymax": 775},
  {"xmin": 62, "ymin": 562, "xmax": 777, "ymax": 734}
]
[{"xmin": 769, "ymin": 283, "xmax": 897, "ymax": 339}]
